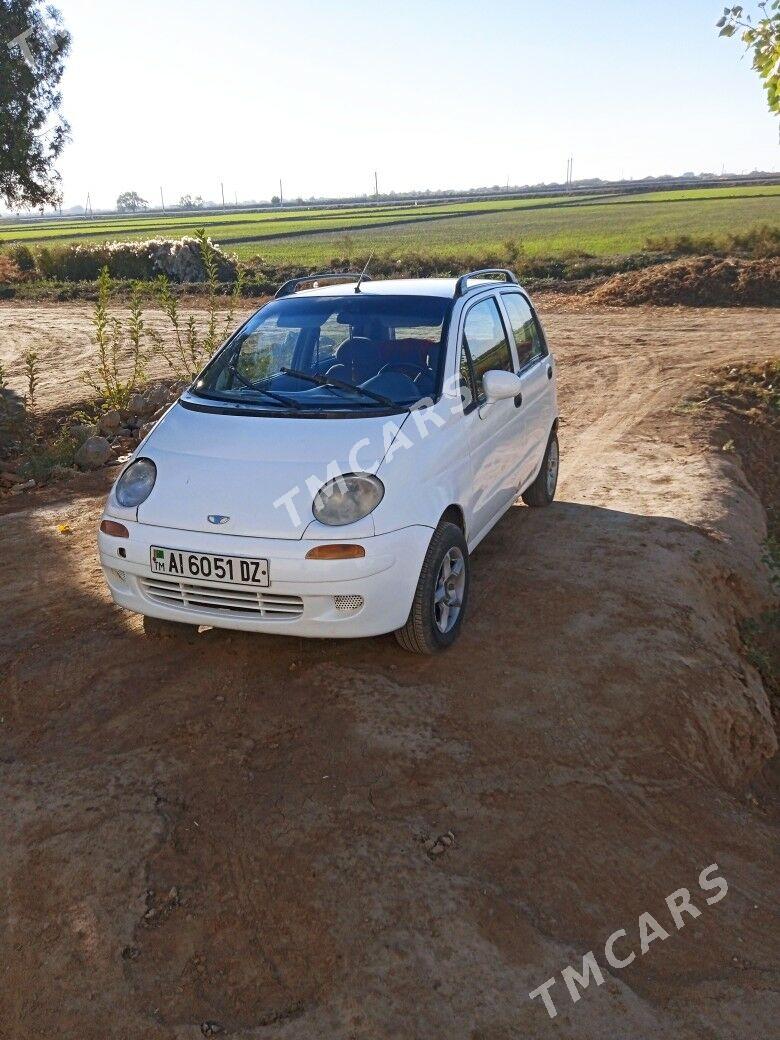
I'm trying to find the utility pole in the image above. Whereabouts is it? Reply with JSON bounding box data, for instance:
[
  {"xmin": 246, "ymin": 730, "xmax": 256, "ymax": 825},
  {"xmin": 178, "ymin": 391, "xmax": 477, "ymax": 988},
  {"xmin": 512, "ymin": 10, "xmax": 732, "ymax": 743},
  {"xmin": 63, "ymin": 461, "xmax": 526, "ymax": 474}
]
[
  {"xmin": 160, "ymin": 186, "xmax": 165, "ymax": 212},
  {"xmin": 221, "ymin": 182, "xmax": 226, "ymax": 208},
  {"xmin": 85, "ymin": 193, "xmax": 93, "ymax": 218},
  {"xmin": 374, "ymin": 170, "xmax": 379, "ymax": 199},
  {"xmin": 279, "ymin": 179, "xmax": 284, "ymax": 206}
]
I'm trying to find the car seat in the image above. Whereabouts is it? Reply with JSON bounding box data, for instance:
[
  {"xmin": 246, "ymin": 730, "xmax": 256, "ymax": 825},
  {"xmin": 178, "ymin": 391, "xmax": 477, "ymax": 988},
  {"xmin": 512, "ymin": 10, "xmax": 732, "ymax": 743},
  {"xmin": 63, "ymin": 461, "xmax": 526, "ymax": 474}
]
[{"xmin": 326, "ymin": 337, "xmax": 383, "ymax": 383}]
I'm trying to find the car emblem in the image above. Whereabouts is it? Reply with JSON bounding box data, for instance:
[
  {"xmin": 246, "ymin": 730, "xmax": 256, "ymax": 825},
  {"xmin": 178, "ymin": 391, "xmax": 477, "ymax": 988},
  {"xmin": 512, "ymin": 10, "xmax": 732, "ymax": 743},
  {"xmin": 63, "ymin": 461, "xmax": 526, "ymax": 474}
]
[{"xmin": 208, "ymin": 515, "xmax": 230, "ymax": 526}]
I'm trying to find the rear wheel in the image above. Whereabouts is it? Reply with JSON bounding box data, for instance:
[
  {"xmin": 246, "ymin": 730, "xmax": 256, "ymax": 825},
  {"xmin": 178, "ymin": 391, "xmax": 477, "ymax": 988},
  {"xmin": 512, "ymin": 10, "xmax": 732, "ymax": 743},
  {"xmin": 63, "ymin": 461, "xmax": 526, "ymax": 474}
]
[
  {"xmin": 521, "ymin": 430, "xmax": 559, "ymax": 507},
  {"xmin": 394, "ymin": 522, "xmax": 470, "ymax": 654}
]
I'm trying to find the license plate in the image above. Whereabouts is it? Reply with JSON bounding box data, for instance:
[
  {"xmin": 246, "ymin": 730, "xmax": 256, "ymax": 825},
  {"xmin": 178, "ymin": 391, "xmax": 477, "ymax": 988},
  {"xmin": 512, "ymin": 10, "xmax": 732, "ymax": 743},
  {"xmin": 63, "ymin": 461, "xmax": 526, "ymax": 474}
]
[{"xmin": 150, "ymin": 546, "xmax": 270, "ymax": 587}]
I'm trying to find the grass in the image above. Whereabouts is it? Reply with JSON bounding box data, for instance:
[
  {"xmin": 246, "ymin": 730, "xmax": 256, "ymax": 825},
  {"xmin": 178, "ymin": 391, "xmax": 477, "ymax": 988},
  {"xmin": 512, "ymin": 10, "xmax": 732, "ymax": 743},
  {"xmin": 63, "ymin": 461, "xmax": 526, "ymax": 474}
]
[{"xmin": 2, "ymin": 186, "xmax": 778, "ymax": 265}]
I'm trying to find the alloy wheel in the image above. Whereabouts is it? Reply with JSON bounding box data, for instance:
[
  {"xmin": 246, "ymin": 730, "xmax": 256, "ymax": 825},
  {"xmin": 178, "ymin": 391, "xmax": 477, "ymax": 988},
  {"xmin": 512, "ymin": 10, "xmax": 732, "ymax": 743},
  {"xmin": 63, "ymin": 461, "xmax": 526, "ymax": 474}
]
[{"xmin": 433, "ymin": 547, "xmax": 466, "ymax": 634}]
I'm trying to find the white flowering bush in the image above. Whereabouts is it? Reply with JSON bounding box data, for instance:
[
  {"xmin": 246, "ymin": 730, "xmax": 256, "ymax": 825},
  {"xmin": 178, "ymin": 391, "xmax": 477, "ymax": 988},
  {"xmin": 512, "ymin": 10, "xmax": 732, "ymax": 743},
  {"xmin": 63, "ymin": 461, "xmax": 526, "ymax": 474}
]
[{"xmin": 36, "ymin": 234, "xmax": 238, "ymax": 283}]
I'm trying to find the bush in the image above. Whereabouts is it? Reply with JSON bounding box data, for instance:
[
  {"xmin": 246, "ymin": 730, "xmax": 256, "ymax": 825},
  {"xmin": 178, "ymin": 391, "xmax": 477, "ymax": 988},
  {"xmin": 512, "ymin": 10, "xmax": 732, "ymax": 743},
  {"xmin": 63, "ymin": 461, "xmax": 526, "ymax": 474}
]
[
  {"xmin": 10, "ymin": 244, "xmax": 36, "ymax": 274},
  {"xmin": 37, "ymin": 244, "xmax": 104, "ymax": 281},
  {"xmin": 0, "ymin": 252, "xmax": 21, "ymax": 283},
  {"xmin": 150, "ymin": 230, "xmax": 244, "ymax": 379},
  {"xmin": 84, "ymin": 268, "xmax": 150, "ymax": 409},
  {"xmin": 33, "ymin": 235, "xmax": 239, "ymax": 283},
  {"xmin": 645, "ymin": 224, "xmax": 780, "ymax": 259}
]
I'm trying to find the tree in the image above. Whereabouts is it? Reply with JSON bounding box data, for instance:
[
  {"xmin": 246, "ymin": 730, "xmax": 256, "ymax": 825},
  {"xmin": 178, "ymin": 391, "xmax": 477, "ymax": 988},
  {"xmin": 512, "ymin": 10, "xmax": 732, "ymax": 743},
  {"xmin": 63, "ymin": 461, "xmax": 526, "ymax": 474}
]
[
  {"xmin": 117, "ymin": 191, "xmax": 149, "ymax": 213},
  {"xmin": 1, "ymin": 0, "xmax": 71, "ymax": 209},
  {"xmin": 718, "ymin": 3, "xmax": 780, "ymax": 115},
  {"xmin": 179, "ymin": 193, "xmax": 204, "ymax": 208}
]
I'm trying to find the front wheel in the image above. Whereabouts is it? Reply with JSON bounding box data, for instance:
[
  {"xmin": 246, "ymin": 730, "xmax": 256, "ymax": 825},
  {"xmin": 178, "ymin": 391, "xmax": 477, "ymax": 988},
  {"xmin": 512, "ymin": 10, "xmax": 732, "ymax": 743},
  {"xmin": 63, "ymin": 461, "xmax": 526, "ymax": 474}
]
[
  {"xmin": 522, "ymin": 430, "xmax": 559, "ymax": 507},
  {"xmin": 395, "ymin": 522, "xmax": 470, "ymax": 654}
]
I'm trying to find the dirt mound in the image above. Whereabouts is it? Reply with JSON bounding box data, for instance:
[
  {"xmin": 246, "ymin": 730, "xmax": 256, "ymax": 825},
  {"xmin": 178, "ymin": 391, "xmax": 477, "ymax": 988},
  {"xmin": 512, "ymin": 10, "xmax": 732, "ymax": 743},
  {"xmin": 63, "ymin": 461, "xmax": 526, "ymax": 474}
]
[
  {"xmin": 695, "ymin": 360, "xmax": 780, "ymax": 710},
  {"xmin": 589, "ymin": 256, "xmax": 780, "ymax": 307}
]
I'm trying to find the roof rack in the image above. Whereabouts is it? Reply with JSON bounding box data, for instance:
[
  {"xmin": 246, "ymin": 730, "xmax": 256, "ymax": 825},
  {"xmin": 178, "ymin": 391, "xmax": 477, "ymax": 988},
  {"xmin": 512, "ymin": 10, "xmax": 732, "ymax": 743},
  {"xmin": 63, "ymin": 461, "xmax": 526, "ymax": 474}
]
[
  {"xmin": 274, "ymin": 271, "xmax": 372, "ymax": 299},
  {"xmin": 454, "ymin": 268, "xmax": 519, "ymax": 298}
]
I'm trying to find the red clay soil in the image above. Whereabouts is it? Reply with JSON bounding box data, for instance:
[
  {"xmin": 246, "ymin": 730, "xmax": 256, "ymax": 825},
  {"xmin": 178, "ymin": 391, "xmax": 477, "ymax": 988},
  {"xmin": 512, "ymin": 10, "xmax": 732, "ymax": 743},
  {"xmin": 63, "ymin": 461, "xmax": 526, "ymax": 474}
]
[{"xmin": 0, "ymin": 304, "xmax": 778, "ymax": 1039}]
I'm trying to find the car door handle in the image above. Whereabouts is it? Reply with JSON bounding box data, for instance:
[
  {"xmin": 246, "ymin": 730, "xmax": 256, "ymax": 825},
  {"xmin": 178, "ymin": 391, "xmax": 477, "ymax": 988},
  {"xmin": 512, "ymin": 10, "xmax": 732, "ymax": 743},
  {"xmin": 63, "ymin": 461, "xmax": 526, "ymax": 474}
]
[{"xmin": 547, "ymin": 365, "xmax": 553, "ymax": 380}]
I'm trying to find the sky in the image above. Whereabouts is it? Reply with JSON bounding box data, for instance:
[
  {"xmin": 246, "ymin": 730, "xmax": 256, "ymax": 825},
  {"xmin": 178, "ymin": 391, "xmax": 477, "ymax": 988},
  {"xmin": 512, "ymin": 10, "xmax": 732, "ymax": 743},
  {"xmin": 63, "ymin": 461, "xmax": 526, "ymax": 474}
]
[{"xmin": 16, "ymin": 0, "xmax": 780, "ymax": 209}]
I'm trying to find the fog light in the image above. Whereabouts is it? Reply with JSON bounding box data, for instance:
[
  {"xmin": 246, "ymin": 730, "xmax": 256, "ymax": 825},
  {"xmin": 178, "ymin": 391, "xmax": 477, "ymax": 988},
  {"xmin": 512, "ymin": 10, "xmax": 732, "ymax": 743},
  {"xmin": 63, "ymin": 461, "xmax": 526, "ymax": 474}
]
[
  {"xmin": 334, "ymin": 594, "xmax": 364, "ymax": 612},
  {"xmin": 101, "ymin": 519, "xmax": 129, "ymax": 538},
  {"xmin": 306, "ymin": 544, "xmax": 366, "ymax": 560}
]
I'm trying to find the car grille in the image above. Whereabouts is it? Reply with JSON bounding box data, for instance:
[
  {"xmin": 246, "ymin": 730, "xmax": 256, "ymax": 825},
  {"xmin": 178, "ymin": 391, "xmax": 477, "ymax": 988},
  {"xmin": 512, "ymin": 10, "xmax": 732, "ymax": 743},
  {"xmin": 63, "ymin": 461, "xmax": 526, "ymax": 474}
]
[{"xmin": 139, "ymin": 576, "xmax": 304, "ymax": 619}]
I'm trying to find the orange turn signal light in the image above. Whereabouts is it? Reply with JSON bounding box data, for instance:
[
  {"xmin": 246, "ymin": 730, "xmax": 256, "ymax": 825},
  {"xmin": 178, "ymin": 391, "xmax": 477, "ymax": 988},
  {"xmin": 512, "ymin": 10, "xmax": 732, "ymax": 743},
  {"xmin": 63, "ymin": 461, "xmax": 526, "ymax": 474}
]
[
  {"xmin": 100, "ymin": 519, "xmax": 129, "ymax": 538},
  {"xmin": 305, "ymin": 543, "xmax": 366, "ymax": 561}
]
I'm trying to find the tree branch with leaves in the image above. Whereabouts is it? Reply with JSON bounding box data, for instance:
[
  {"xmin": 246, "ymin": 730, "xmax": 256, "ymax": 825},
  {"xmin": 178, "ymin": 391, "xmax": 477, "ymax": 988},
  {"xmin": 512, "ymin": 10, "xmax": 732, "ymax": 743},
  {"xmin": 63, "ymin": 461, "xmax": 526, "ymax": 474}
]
[{"xmin": 717, "ymin": 3, "xmax": 780, "ymax": 115}]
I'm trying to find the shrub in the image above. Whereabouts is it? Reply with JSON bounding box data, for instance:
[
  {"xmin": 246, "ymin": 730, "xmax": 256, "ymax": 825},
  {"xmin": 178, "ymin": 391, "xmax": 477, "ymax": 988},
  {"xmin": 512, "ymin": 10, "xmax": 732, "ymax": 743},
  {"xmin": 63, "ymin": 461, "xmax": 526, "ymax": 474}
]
[
  {"xmin": 0, "ymin": 251, "xmax": 21, "ymax": 283},
  {"xmin": 23, "ymin": 349, "xmax": 39, "ymax": 412},
  {"xmin": 150, "ymin": 229, "xmax": 244, "ymax": 379},
  {"xmin": 85, "ymin": 268, "xmax": 150, "ymax": 409},
  {"xmin": 10, "ymin": 244, "xmax": 36, "ymax": 274},
  {"xmin": 33, "ymin": 234, "xmax": 239, "ymax": 283},
  {"xmin": 37, "ymin": 244, "xmax": 104, "ymax": 281},
  {"xmin": 645, "ymin": 224, "xmax": 780, "ymax": 259}
]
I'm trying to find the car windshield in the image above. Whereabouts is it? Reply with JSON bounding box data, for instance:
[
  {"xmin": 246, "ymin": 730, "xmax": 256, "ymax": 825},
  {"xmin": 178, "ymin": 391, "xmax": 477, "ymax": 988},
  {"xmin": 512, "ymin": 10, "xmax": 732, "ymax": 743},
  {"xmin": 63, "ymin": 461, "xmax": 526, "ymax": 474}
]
[{"xmin": 193, "ymin": 294, "xmax": 452, "ymax": 413}]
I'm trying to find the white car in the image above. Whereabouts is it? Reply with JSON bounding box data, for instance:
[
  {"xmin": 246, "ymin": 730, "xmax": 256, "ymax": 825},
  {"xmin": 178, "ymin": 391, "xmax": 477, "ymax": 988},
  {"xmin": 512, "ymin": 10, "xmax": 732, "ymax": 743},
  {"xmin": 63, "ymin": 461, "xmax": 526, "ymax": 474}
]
[{"xmin": 99, "ymin": 269, "xmax": 559, "ymax": 653}]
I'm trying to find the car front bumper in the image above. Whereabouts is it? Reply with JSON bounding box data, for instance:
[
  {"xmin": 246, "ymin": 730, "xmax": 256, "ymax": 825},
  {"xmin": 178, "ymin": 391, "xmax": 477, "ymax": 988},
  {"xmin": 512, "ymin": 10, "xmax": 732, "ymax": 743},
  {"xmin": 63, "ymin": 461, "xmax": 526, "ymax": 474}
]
[{"xmin": 98, "ymin": 519, "xmax": 433, "ymax": 638}]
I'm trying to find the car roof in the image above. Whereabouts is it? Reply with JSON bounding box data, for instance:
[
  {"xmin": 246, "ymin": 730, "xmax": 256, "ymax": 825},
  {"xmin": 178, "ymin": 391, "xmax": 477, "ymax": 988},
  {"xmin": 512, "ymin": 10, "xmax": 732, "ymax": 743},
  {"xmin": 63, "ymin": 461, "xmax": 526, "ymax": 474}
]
[{"xmin": 291, "ymin": 277, "xmax": 516, "ymax": 300}]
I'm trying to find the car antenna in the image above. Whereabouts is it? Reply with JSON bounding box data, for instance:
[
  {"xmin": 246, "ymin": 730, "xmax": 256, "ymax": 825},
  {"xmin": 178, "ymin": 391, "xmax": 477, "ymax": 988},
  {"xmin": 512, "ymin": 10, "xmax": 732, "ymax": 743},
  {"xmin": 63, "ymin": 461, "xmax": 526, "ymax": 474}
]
[{"xmin": 354, "ymin": 253, "xmax": 373, "ymax": 293}]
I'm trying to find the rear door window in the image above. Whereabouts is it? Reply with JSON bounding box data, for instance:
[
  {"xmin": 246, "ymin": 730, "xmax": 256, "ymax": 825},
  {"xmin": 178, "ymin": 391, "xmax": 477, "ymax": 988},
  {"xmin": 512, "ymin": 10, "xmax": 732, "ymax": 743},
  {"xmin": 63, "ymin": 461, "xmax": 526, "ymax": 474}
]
[{"xmin": 501, "ymin": 293, "xmax": 546, "ymax": 369}]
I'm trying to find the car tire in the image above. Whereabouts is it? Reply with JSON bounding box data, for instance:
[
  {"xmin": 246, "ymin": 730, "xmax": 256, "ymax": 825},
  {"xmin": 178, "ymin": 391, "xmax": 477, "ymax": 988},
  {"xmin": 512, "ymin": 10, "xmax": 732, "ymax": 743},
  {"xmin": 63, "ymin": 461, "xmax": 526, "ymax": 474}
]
[
  {"xmin": 142, "ymin": 615, "xmax": 197, "ymax": 640},
  {"xmin": 394, "ymin": 521, "xmax": 470, "ymax": 654},
  {"xmin": 521, "ymin": 429, "xmax": 559, "ymax": 508}
]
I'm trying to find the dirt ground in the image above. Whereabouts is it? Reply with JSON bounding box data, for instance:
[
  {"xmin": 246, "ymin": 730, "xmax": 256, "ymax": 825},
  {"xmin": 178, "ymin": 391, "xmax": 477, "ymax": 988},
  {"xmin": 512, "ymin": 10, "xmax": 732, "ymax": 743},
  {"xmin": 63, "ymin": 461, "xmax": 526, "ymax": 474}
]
[{"xmin": 0, "ymin": 303, "xmax": 779, "ymax": 1039}]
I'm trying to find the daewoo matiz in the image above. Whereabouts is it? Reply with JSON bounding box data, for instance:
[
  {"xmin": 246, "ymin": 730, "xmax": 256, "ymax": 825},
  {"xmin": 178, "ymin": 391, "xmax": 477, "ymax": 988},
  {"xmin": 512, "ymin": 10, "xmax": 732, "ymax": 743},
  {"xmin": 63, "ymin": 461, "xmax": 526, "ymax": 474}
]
[{"xmin": 99, "ymin": 269, "xmax": 559, "ymax": 653}]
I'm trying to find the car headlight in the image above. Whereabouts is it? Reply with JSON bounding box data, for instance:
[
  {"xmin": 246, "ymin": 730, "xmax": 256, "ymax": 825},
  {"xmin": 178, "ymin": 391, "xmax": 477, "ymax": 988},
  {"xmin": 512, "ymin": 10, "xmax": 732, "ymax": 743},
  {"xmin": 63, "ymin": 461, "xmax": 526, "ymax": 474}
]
[
  {"xmin": 312, "ymin": 473, "xmax": 384, "ymax": 527},
  {"xmin": 115, "ymin": 458, "xmax": 157, "ymax": 508}
]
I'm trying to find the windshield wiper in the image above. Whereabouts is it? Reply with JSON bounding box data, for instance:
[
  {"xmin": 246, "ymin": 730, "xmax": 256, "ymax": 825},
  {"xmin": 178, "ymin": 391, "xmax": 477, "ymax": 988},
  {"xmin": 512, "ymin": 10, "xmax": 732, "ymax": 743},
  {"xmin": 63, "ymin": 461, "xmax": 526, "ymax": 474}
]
[
  {"xmin": 228, "ymin": 361, "xmax": 301, "ymax": 409},
  {"xmin": 280, "ymin": 367, "xmax": 395, "ymax": 407}
]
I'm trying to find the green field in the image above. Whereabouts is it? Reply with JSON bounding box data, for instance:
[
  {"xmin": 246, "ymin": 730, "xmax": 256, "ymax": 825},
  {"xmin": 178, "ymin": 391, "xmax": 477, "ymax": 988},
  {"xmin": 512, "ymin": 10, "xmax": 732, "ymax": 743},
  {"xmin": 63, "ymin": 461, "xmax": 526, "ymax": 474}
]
[{"xmin": 1, "ymin": 186, "xmax": 778, "ymax": 264}]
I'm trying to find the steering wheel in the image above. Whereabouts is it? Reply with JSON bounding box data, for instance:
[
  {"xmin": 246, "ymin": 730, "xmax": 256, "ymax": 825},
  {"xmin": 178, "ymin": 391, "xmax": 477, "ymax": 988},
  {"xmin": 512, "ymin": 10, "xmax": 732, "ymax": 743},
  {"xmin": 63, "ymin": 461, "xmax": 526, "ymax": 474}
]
[{"xmin": 380, "ymin": 362, "xmax": 428, "ymax": 382}]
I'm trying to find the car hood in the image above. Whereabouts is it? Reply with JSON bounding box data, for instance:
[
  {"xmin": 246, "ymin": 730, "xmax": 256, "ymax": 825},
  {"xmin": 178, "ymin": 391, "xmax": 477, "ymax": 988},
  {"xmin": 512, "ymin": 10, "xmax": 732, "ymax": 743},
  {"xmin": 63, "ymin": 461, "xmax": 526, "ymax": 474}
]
[{"xmin": 132, "ymin": 401, "xmax": 407, "ymax": 539}]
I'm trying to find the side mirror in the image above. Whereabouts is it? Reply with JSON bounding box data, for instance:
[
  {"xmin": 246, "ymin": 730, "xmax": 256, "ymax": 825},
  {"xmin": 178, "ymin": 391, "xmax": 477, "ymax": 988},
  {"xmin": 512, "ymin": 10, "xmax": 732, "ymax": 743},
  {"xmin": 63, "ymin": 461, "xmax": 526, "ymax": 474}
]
[{"xmin": 483, "ymin": 369, "xmax": 522, "ymax": 402}]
